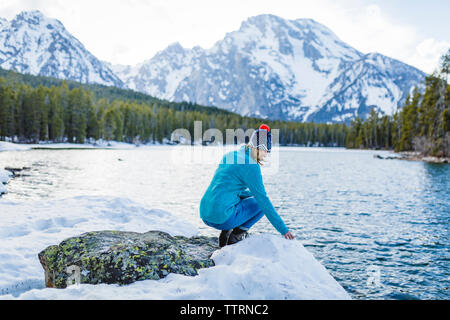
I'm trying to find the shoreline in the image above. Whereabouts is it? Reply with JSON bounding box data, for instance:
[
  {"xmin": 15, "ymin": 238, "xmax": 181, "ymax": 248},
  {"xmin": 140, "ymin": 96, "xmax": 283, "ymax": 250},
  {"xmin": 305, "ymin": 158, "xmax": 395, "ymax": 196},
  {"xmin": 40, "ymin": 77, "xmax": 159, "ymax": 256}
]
[
  {"xmin": 0, "ymin": 140, "xmax": 348, "ymax": 152},
  {"xmin": 0, "ymin": 140, "xmax": 167, "ymax": 152},
  {"xmin": 2, "ymin": 141, "xmax": 449, "ymax": 164},
  {"xmin": 374, "ymin": 151, "xmax": 449, "ymax": 164},
  {"xmin": 397, "ymin": 151, "xmax": 449, "ymax": 164}
]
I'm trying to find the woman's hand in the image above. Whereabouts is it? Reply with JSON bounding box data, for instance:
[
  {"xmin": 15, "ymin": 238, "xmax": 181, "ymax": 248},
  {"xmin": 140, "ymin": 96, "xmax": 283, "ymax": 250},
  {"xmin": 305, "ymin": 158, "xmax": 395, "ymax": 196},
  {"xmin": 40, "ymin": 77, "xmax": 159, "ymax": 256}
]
[{"xmin": 284, "ymin": 231, "xmax": 295, "ymax": 240}]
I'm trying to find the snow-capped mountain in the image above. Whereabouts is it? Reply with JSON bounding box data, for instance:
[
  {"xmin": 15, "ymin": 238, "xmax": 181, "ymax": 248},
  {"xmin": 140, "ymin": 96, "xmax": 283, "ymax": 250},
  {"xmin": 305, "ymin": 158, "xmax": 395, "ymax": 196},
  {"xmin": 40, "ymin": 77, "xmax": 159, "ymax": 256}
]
[
  {"xmin": 113, "ymin": 14, "xmax": 426, "ymax": 122},
  {"xmin": 309, "ymin": 52, "xmax": 426, "ymax": 122},
  {"xmin": 0, "ymin": 11, "xmax": 426, "ymax": 122},
  {"xmin": 0, "ymin": 10, "xmax": 124, "ymax": 88}
]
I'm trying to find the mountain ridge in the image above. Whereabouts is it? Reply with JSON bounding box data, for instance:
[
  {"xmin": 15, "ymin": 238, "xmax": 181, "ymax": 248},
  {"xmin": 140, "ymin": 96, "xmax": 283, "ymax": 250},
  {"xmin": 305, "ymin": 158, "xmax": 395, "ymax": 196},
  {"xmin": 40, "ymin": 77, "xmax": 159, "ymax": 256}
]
[
  {"xmin": 0, "ymin": 11, "xmax": 426, "ymax": 123},
  {"xmin": 0, "ymin": 10, "xmax": 124, "ymax": 88},
  {"xmin": 113, "ymin": 14, "xmax": 425, "ymax": 123}
]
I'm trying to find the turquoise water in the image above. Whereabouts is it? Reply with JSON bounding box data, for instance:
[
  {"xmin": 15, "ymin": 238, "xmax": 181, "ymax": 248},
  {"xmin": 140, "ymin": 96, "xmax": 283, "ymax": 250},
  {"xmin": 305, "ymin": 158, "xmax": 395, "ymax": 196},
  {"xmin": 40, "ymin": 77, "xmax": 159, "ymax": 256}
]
[
  {"xmin": 0, "ymin": 146, "xmax": 449, "ymax": 299},
  {"xmin": 268, "ymin": 148, "xmax": 449, "ymax": 300}
]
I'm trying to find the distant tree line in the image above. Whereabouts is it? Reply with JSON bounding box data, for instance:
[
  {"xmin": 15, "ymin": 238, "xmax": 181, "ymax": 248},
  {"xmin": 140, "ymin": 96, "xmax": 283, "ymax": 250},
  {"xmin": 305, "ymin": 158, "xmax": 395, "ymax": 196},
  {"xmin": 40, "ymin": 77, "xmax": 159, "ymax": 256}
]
[
  {"xmin": 345, "ymin": 49, "xmax": 450, "ymax": 157},
  {"xmin": 0, "ymin": 49, "xmax": 448, "ymax": 156},
  {"xmin": 0, "ymin": 72, "xmax": 348, "ymax": 146}
]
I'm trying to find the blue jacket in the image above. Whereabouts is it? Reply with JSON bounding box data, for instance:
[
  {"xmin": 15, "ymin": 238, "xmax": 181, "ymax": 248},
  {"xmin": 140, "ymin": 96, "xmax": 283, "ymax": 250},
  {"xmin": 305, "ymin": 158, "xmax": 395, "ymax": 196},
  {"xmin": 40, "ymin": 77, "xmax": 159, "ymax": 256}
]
[{"xmin": 200, "ymin": 145, "xmax": 289, "ymax": 235}]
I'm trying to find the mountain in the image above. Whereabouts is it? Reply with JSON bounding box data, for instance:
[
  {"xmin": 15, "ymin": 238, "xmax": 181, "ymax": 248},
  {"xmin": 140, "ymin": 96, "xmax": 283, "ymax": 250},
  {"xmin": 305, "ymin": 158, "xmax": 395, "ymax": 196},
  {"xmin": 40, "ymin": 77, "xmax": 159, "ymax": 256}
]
[
  {"xmin": 0, "ymin": 11, "xmax": 426, "ymax": 123},
  {"xmin": 113, "ymin": 14, "xmax": 426, "ymax": 123},
  {"xmin": 0, "ymin": 10, "xmax": 124, "ymax": 88}
]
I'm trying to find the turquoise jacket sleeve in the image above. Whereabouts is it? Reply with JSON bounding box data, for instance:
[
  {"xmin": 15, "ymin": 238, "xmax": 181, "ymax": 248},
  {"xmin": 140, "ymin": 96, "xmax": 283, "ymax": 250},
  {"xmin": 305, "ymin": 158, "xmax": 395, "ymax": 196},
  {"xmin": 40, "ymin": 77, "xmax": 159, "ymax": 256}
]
[
  {"xmin": 238, "ymin": 188, "xmax": 252, "ymax": 198},
  {"xmin": 239, "ymin": 164, "xmax": 289, "ymax": 235}
]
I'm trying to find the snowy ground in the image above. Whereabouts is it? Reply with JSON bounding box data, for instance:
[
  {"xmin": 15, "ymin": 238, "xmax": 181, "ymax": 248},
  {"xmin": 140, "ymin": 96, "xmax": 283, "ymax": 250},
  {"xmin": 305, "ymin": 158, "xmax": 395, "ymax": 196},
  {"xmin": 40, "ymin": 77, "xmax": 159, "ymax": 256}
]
[
  {"xmin": 0, "ymin": 168, "xmax": 12, "ymax": 195},
  {"xmin": 0, "ymin": 140, "xmax": 156, "ymax": 152},
  {"xmin": 0, "ymin": 142, "xmax": 33, "ymax": 152},
  {"xmin": 0, "ymin": 195, "xmax": 350, "ymax": 300}
]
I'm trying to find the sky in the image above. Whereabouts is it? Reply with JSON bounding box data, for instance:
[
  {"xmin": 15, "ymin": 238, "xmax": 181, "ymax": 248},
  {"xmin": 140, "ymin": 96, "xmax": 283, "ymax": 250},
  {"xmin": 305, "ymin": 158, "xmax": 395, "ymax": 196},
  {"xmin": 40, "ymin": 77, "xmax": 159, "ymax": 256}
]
[{"xmin": 0, "ymin": 0, "xmax": 448, "ymax": 74}]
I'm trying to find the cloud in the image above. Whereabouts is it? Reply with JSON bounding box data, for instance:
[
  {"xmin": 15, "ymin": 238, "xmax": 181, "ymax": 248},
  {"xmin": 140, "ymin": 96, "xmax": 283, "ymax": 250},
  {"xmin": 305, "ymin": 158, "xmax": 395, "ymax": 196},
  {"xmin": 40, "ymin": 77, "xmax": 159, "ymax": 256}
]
[
  {"xmin": 0, "ymin": 0, "xmax": 446, "ymax": 73},
  {"xmin": 322, "ymin": 4, "xmax": 420, "ymax": 68},
  {"xmin": 409, "ymin": 39, "xmax": 450, "ymax": 74},
  {"xmin": 295, "ymin": 2, "xmax": 446, "ymax": 73}
]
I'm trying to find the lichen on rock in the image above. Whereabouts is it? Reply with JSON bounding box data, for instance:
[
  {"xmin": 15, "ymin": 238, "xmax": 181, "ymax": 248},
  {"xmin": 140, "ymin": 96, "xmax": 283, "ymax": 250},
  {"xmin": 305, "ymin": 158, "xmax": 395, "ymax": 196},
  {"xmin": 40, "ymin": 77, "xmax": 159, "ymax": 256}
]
[{"xmin": 38, "ymin": 230, "xmax": 218, "ymax": 288}]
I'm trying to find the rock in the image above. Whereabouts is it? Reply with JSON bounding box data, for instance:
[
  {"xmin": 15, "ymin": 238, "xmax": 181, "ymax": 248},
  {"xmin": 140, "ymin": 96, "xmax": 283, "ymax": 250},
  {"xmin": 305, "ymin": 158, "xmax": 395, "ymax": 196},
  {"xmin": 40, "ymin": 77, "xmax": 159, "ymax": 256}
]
[
  {"xmin": 4, "ymin": 166, "xmax": 31, "ymax": 177},
  {"xmin": 38, "ymin": 230, "xmax": 218, "ymax": 288},
  {"xmin": 373, "ymin": 154, "xmax": 401, "ymax": 160},
  {"xmin": 398, "ymin": 152, "xmax": 450, "ymax": 164},
  {"xmin": 4, "ymin": 167, "xmax": 24, "ymax": 172}
]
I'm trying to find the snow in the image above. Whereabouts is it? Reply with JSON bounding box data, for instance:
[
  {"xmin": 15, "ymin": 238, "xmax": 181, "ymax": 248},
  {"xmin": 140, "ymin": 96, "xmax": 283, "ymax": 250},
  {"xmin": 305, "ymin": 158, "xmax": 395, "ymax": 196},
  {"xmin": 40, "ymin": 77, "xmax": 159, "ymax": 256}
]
[
  {"xmin": 0, "ymin": 196, "xmax": 197, "ymax": 298},
  {"xmin": 290, "ymin": 19, "xmax": 360, "ymax": 61},
  {"xmin": 0, "ymin": 142, "xmax": 33, "ymax": 152},
  {"xmin": 32, "ymin": 141, "xmax": 140, "ymax": 150},
  {"xmin": 0, "ymin": 195, "xmax": 350, "ymax": 300},
  {"xmin": 0, "ymin": 168, "xmax": 11, "ymax": 184},
  {"xmin": 288, "ymin": 38, "xmax": 336, "ymax": 107},
  {"xmin": 163, "ymin": 65, "xmax": 192, "ymax": 100},
  {"xmin": 332, "ymin": 112, "xmax": 356, "ymax": 122},
  {"xmin": 363, "ymin": 86, "xmax": 393, "ymax": 114},
  {"xmin": 0, "ymin": 141, "xmax": 161, "ymax": 151},
  {"xmin": 0, "ymin": 168, "xmax": 12, "ymax": 194}
]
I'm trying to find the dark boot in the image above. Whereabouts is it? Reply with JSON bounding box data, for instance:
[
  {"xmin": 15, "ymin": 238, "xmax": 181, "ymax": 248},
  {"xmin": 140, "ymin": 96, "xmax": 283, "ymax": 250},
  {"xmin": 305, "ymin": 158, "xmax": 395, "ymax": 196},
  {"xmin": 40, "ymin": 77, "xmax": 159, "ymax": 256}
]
[
  {"xmin": 227, "ymin": 227, "xmax": 249, "ymax": 245},
  {"xmin": 218, "ymin": 230, "xmax": 232, "ymax": 248}
]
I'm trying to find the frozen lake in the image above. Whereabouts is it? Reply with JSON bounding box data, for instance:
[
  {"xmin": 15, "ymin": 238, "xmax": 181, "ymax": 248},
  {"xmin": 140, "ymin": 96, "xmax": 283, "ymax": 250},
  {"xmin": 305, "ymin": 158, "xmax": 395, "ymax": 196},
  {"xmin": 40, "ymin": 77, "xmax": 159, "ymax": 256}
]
[{"xmin": 0, "ymin": 146, "xmax": 449, "ymax": 299}]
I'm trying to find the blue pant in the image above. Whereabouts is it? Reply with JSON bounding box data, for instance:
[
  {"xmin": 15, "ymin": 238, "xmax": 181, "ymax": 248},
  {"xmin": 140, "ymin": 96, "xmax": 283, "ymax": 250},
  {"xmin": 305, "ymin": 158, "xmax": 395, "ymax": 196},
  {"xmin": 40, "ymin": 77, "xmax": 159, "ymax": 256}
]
[{"xmin": 203, "ymin": 196, "xmax": 264, "ymax": 231}]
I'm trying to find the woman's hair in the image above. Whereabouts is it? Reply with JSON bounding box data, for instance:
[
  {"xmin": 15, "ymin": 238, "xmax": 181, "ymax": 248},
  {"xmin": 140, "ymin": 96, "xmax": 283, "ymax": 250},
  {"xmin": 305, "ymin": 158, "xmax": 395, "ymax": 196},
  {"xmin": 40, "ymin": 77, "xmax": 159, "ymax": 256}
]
[{"xmin": 246, "ymin": 145, "xmax": 265, "ymax": 166}]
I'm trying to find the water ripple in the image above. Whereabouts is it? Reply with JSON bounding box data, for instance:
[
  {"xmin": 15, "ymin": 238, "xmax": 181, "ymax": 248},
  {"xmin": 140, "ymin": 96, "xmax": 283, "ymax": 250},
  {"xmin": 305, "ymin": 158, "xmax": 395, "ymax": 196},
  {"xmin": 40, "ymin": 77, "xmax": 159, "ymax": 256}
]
[{"xmin": 0, "ymin": 147, "xmax": 449, "ymax": 300}]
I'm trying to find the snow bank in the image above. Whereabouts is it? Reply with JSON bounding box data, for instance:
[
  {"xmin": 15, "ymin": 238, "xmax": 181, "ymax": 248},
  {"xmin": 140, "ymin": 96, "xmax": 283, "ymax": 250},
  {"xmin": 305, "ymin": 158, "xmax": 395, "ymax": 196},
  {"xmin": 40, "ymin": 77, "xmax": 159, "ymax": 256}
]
[
  {"xmin": 0, "ymin": 141, "xmax": 157, "ymax": 151},
  {"xmin": 0, "ymin": 168, "xmax": 12, "ymax": 194},
  {"xmin": 0, "ymin": 196, "xmax": 350, "ymax": 300},
  {"xmin": 0, "ymin": 169, "xmax": 11, "ymax": 184},
  {"xmin": 0, "ymin": 196, "xmax": 197, "ymax": 297},
  {"xmin": 31, "ymin": 141, "xmax": 140, "ymax": 149},
  {"xmin": 30, "ymin": 143, "xmax": 97, "ymax": 149},
  {"xmin": 0, "ymin": 142, "xmax": 32, "ymax": 152}
]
